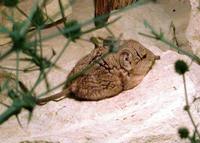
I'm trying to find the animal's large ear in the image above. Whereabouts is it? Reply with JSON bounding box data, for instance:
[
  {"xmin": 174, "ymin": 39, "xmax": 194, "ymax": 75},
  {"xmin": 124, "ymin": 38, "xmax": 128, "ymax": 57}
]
[{"xmin": 119, "ymin": 50, "xmax": 133, "ymax": 71}]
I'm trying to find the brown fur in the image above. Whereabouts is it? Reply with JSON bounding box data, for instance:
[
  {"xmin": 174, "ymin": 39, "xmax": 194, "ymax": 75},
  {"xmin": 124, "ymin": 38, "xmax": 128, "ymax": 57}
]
[{"xmin": 37, "ymin": 39, "xmax": 158, "ymax": 104}]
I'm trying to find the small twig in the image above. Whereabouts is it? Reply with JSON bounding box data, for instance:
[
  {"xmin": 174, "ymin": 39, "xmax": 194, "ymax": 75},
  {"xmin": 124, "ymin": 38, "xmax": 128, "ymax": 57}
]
[
  {"xmin": 28, "ymin": 17, "xmax": 67, "ymax": 32},
  {"xmin": 16, "ymin": 6, "xmax": 29, "ymax": 19},
  {"xmin": 140, "ymin": 20, "xmax": 200, "ymax": 65},
  {"xmin": 170, "ymin": 21, "xmax": 181, "ymax": 49},
  {"xmin": 15, "ymin": 51, "xmax": 20, "ymax": 92},
  {"xmin": 182, "ymin": 74, "xmax": 200, "ymax": 138},
  {"xmin": 0, "ymin": 66, "xmax": 25, "ymax": 71},
  {"xmin": 15, "ymin": 115, "xmax": 23, "ymax": 128}
]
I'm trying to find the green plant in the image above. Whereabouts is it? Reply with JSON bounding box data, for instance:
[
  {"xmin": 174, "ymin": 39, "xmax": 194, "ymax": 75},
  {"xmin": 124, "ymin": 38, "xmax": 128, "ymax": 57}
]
[
  {"xmin": 140, "ymin": 20, "xmax": 200, "ymax": 143},
  {"xmin": 175, "ymin": 60, "xmax": 200, "ymax": 142},
  {"xmin": 0, "ymin": 0, "xmax": 153, "ymax": 125},
  {"xmin": 139, "ymin": 20, "xmax": 200, "ymax": 65}
]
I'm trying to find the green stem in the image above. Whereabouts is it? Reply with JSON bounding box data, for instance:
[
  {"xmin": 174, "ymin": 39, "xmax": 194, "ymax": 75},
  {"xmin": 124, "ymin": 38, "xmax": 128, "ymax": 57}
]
[
  {"xmin": 38, "ymin": 28, "xmax": 43, "ymax": 57},
  {"xmin": 183, "ymin": 74, "xmax": 200, "ymax": 138},
  {"xmin": 141, "ymin": 20, "xmax": 200, "ymax": 64},
  {"xmin": 16, "ymin": 51, "xmax": 20, "ymax": 93},
  {"xmin": 0, "ymin": 105, "xmax": 20, "ymax": 124},
  {"xmin": 31, "ymin": 40, "xmax": 71, "ymax": 93},
  {"xmin": 16, "ymin": 6, "xmax": 29, "ymax": 19},
  {"xmin": 58, "ymin": 0, "xmax": 67, "ymax": 26},
  {"xmin": 161, "ymin": 38, "xmax": 200, "ymax": 64}
]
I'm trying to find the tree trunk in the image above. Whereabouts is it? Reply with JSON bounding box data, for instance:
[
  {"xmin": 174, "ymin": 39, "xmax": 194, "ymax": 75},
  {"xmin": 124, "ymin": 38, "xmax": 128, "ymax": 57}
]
[
  {"xmin": 110, "ymin": 0, "xmax": 134, "ymax": 10},
  {"xmin": 94, "ymin": 0, "xmax": 135, "ymax": 27}
]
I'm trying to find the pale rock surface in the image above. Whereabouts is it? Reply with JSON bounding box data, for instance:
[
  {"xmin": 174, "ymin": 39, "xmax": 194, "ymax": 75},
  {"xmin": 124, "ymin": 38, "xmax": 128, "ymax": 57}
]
[
  {"xmin": 186, "ymin": 0, "xmax": 200, "ymax": 56},
  {"xmin": 0, "ymin": 0, "xmax": 200, "ymax": 143}
]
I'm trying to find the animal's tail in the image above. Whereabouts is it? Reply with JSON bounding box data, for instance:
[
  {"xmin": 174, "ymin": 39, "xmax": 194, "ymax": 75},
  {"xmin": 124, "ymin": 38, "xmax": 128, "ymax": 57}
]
[{"xmin": 36, "ymin": 88, "xmax": 70, "ymax": 105}]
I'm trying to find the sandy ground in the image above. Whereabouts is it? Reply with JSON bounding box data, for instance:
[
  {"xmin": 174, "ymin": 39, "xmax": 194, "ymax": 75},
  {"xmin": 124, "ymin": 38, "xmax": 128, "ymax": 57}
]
[{"xmin": 0, "ymin": 0, "xmax": 200, "ymax": 143}]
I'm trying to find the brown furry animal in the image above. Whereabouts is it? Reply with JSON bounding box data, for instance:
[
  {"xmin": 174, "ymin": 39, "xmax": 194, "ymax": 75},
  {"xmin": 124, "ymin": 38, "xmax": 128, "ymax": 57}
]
[{"xmin": 37, "ymin": 39, "xmax": 159, "ymax": 104}]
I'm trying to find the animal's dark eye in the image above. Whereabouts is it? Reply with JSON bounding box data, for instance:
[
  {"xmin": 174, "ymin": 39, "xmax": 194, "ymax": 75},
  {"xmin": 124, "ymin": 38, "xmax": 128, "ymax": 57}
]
[
  {"xmin": 120, "ymin": 51, "xmax": 132, "ymax": 61},
  {"xmin": 125, "ymin": 56, "xmax": 129, "ymax": 61}
]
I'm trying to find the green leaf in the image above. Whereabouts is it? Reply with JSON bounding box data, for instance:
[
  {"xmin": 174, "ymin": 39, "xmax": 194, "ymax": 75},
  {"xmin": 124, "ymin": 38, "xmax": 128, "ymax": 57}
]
[
  {"xmin": 2, "ymin": 0, "xmax": 19, "ymax": 7},
  {"xmin": 31, "ymin": 6, "xmax": 46, "ymax": 27},
  {"xmin": 63, "ymin": 20, "xmax": 81, "ymax": 41}
]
